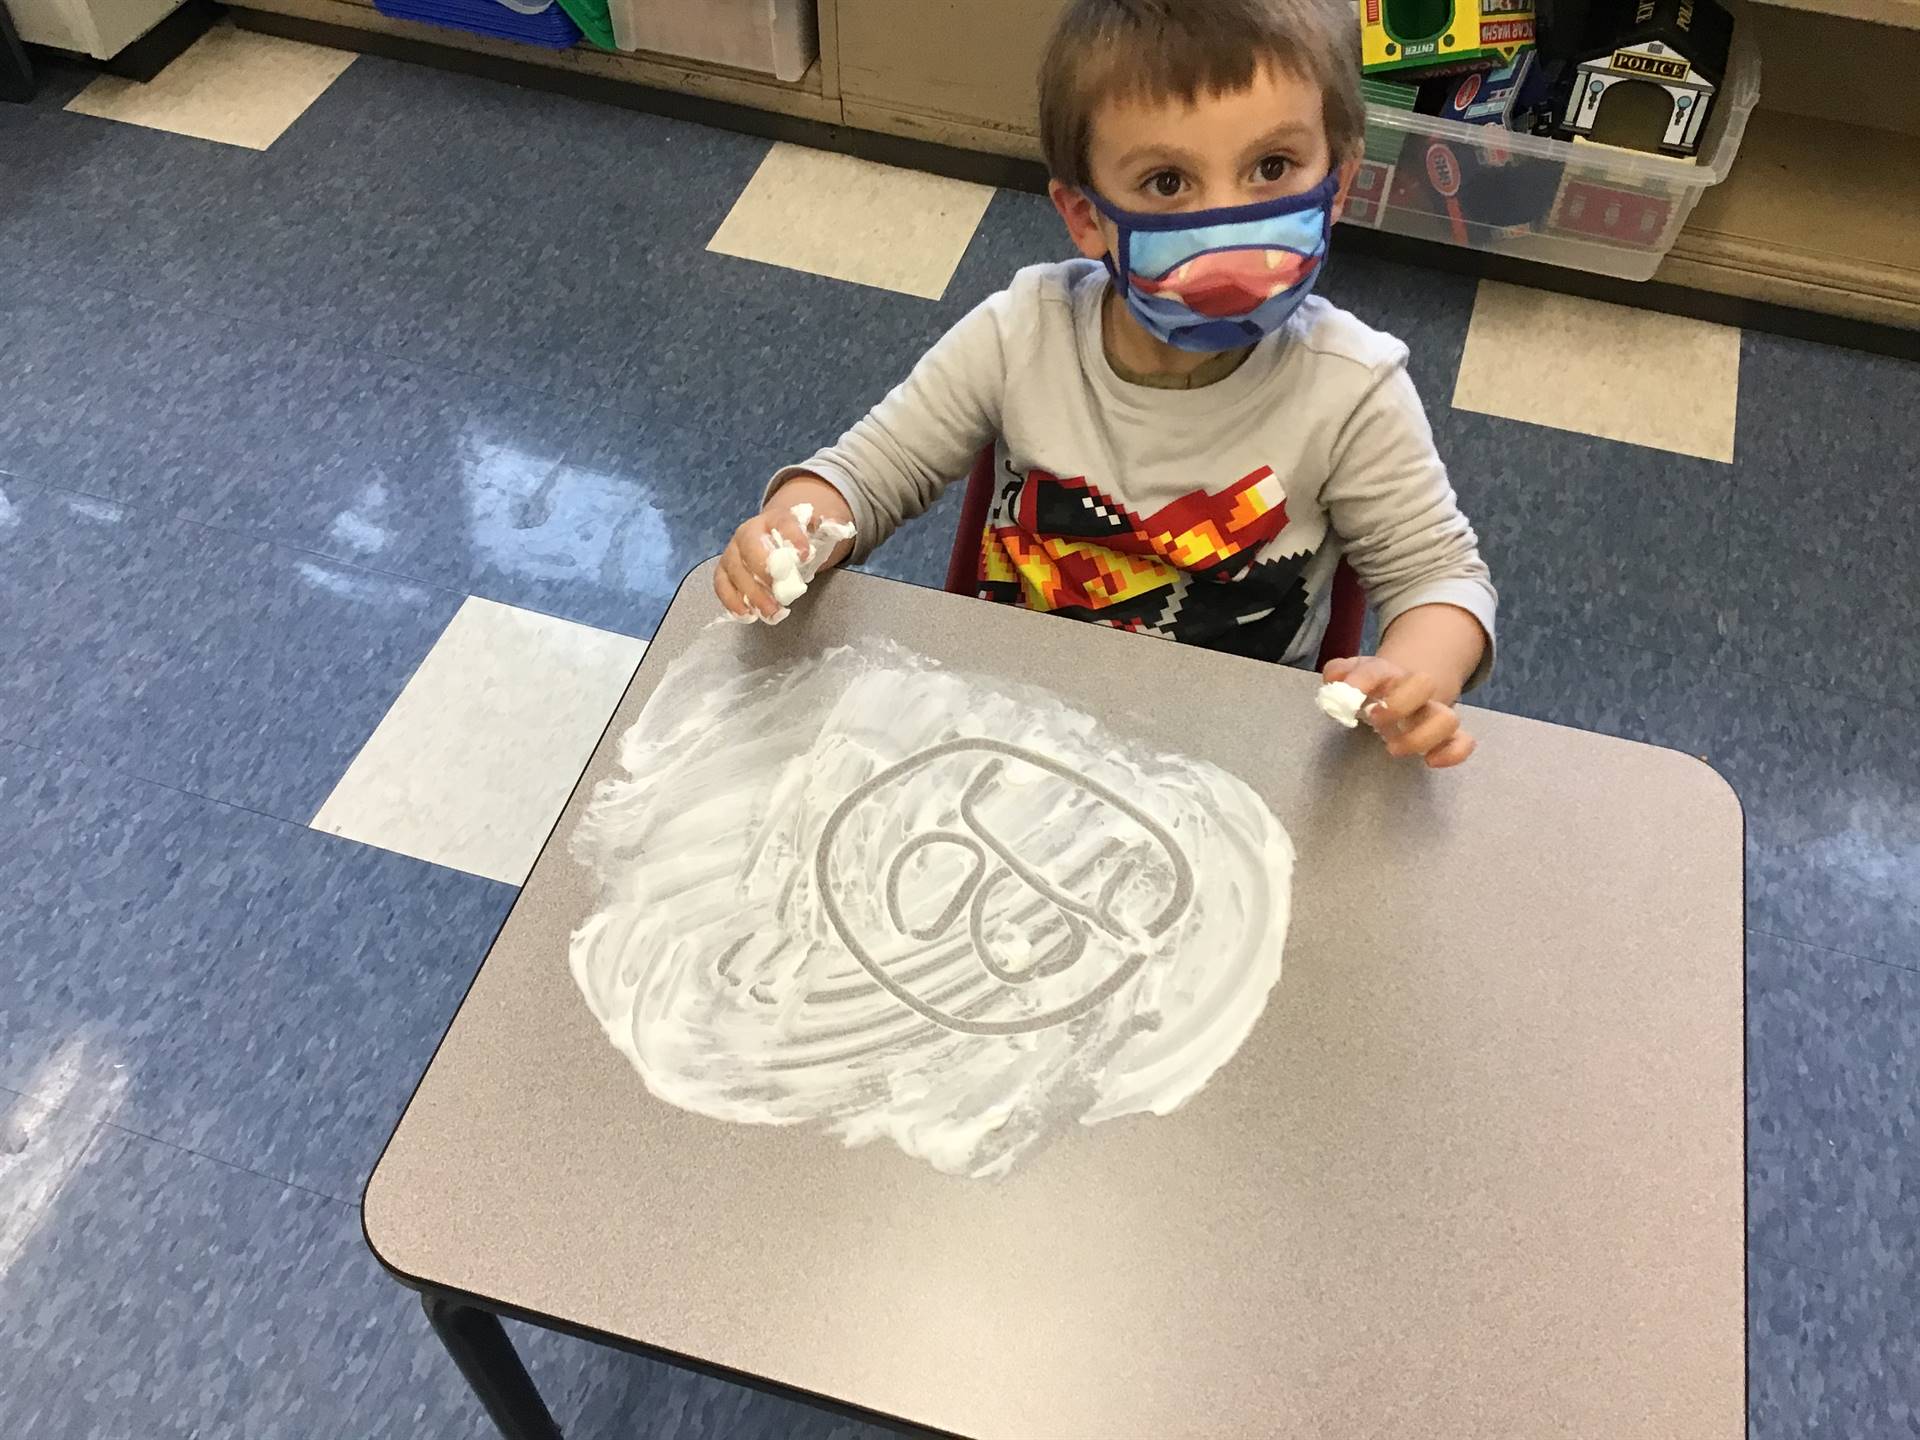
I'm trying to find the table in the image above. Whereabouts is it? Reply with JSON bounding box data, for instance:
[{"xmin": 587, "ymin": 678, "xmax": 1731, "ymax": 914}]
[{"xmin": 365, "ymin": 560, "xmax": 1746, "ymax": 1440}]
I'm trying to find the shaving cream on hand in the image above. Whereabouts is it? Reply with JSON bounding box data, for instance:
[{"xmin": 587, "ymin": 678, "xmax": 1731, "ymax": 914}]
[
  {"xmin": 751, "ymin": 501, "xmax": 857, "ymax": 625},
  {"xmin": 1316, "ymin": 680, "xmax": 1371, "ymax": 729}
]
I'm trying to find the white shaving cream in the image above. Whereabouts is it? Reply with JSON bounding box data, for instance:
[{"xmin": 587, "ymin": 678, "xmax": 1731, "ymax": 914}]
[
  {"xmin": 741, "ymin": 502, "xmax": 857, "ymax": 625},
  {"xmin": 1316, "ymin": 680, "xmax": 1371, "ymax": 729},
  {"xmin": 568, "ymin": 635, "xmax": 1294, "ymax": 1180}
]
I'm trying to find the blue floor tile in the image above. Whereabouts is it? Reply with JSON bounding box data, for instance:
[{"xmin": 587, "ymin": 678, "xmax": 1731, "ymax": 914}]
[
  {"xmin": 1749, "ymin": 1251, "xmax": 1920, "ymax": 1439},
  {"xmin": 945, "ymin": 188, "xmax": 1071, "ymax": 297},
  {"xmin": 0, "ymin": 1084, "xmax": 103, "ymax": 1273},
  {"xmin": 360, "ymin": 1309, "xmax": 907, "ymax": 1440},
  {"xmin": 0, "ymin": 105, "xmax": 273, "ymax": 316},
  {"xmin": 1476, "ymin": 623, "xmax": 1920, "ymax": 969},
  {"xmin": 0, "ymin": 1129, "xmax": 396, "ymax": 1440},
  {"xmin": 10, "ymin": 50, "xmax": 98, "ymax": 109},
  {"xmin": 0, "ymin": 474, "xmax": 461, "ymax": 820},
  {"xmin": 547, "ymin": 259, "xmax": 979, "ymax": 633},
  {"xmin": 1436, "ymin": 407, "xmax": 1734, "ymax": 661},
  {"xmin": 1733, "ymin": 331, "xmax": 1920, "ymax": 557},
  {"xmin": 0, "ymin": 289, "xmax": 412, "ymax": 516},
  {"xmin": 1316, "ymin": 245, "xmax": 1480, "ymax": 400},
  {"xmin": 0, "ymin": 740, "xmax": 514, "ymax": 1201},
  {"xmin": 1716, "ymin": 519, "xmax": 1920, "ymax": 711},
  {"xmin": 173, "ymin": 57, "xmax": 767, "ymax": 394},
  {"xmin": 1717, "ymin": 332, "xmax": 1920, "ymax": 708},
  {"xmin": 1748, "ymin": 930, "xmax": 1920, "ymax": 1293}
]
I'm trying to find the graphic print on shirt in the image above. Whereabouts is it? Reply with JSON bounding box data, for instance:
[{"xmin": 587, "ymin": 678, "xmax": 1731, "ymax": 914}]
[{"xmin": 975, "ymin": 460, "xmax": 1316, "ymax": 662}]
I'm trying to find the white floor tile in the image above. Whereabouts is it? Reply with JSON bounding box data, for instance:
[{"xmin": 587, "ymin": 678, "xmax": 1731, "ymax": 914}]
[
  {"xmin": 1452, "ymin": 281, "xmax": 1742, "ymax": 463},
  {"xmin": 311, "ymin": 599, "xmax": 646, "ymax": 885},
  {"xmin": 708, "ymin": 142, "xmax": 996, "ymax": 300},
  {"xmin": 65, "ymin": 22, "xmax": 354, "ymax": 151}
]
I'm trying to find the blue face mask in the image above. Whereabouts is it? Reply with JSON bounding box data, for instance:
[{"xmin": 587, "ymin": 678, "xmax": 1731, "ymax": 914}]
[{"xmin": 1086, "ymin": 171, "xmax": 1341, "ymax": 353}]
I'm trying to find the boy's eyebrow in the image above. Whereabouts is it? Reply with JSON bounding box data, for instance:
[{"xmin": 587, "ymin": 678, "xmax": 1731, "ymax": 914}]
[
  {"xmin": 1242, "ymin": 122, "xmax": 1318, "ymax": 151},
  {"xmin": 1114, "ymin": 122, "xmax": 1320, "ymax": 173},
  {"xmin": 1113, "ymin": 142, "xmax": 1202, "ymax": 172}
]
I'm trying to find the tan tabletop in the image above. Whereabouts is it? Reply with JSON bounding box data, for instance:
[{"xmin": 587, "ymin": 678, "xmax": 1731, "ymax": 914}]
[{"xmin": 365, "ymin": 561, "xmax": 1746, "ymax": 1440}]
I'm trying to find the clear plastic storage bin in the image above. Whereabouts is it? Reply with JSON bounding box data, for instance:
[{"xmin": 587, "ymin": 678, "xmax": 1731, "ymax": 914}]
[
  {"xmin": 1343, "ymin": 27, "xmax": 1759, "ymax": 280},
  {"xmin": 610, "ymin": 0, "xmax": 817, "ymax": 81}
]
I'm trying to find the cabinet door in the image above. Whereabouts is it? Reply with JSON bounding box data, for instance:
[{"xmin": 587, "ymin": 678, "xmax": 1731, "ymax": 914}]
[{"xmin": 835, "ymin": 0, "xmax": 1069, "ymax": 132}]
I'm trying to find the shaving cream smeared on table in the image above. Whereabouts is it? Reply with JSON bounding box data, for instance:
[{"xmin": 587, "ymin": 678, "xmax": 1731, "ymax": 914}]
[
  {"xmin": 740, "ymin": 501, "xmax": 857, "ymax": 624},
  {"xmin": 568, "ymin": 632, "xmax": 1294, "ymax": 1180}
]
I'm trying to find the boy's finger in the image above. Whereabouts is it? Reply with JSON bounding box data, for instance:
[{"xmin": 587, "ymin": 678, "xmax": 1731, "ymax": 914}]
[
  {"xmin": 1385, "ymin": 703, "xmax": 1457, "ymax": 759},
  {"xmin": 1333, "ymin": 656, "xmax": 1402, "ymax": 701},
  {"xmin": 767, "ymin": 509, "xmax": 813, "ymax": 557},
  {"xmin": 1372, "ymin": 671, "xmax": 1437, "ymax": 726},
  {"xmin": 720, "ymin": 551, "xmax": 782, "ymax": 619},
  {"xmin": 1424, "ymin": 731, "xmax": 1477, "ymax": 769},
  {"xmin": 743, "ymin": 574, "xmax": 782, "ymax": 619},
  {"xmin": 715, "ymin": 558, "xmax": 755, "ymax": 617},
  {"xmin": 1321, "ymin": 656, "xmax": 1360, "ymax": 683}
]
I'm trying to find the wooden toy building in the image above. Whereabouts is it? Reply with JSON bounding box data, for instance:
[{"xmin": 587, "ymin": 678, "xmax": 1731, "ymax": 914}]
[{"xmin": 1558, "ymin": 0, "xmax": 1734, "ymax": 157}]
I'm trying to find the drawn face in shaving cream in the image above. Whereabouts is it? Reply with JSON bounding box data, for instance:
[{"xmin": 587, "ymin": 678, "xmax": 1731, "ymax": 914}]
[
  {"xmin": 816, "ymin": 739, "xmax": 1195, "ymax": 1035},
  {"xmin": 569, "ymin": 634, "xmax": 1293, "ymax": 1179}
]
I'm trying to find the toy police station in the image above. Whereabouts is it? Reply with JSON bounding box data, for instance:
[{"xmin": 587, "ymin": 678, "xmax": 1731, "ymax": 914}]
[{"xmin": 1559, "ymin": 0, "xmax": 1734, "ymax": 157}]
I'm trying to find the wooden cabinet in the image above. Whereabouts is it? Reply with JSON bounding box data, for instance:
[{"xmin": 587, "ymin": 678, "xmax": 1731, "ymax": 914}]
[{"xmin": 832, "ymin": 0, "xmax": 1065, "ymax": 154}]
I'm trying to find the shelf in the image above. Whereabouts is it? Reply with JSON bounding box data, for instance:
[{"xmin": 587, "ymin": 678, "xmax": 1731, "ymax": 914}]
[
  {"xmin": 234, "ymin": 0, "xmax": 838, "ymax": 122},
  {"xmin": 1660, "ymin": 109, "xmax": 1920, "ymax": 326},
  {"xmin": 1749, "ymin": 0, "xmax": 1920, "ymax": 27}
]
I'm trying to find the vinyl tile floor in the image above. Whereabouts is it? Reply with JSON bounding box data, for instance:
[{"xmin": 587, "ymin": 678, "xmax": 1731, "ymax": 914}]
[{"xmin": 3, "ymin": 35, "xmax": 1918, "ymax": 1440}]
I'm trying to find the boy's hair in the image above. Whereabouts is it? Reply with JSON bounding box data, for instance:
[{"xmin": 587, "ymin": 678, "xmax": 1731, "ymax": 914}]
[{"xmin": 1038, "ymin": 0, "xmax": 1367, "ymax": 190}]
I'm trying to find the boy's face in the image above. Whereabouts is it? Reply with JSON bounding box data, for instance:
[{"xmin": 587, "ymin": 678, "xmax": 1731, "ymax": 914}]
[{"xmin": 1051, "ymin": 61, "xmax": 1358, "ymax": 264}]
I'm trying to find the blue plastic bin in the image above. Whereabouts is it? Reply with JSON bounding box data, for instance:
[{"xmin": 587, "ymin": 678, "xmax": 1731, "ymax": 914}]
[{"xmin": 374, "ymin": 0, "xmax": 581, "ymax": 48}]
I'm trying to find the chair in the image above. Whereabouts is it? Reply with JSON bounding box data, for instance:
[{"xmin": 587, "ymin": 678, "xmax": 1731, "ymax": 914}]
[{"xmin": 943, "ymin": 448, "xmax": 1367, "ymax": 670}]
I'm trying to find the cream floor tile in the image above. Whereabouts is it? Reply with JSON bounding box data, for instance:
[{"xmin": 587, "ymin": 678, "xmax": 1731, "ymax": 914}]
[
  {"xmin": 1452, "ymin": 281, "xmax": 1742, "ymax": 463},
  {"xmin": 708, "ymin": 142, "xmax": 997, "ymax": 300},
  {"xmin": 311, "ymin": 598, "xmax": 647, "ymax": 885},
  {"xmin": 65, "ymin": 21, "xmax": 354, "ymax": 151}
]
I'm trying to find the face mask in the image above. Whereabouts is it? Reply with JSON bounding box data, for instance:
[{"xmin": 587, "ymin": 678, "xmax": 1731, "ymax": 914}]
[{"xmin": 1086, "ymin": 171, "xmax": 1341, "ymax": 354}]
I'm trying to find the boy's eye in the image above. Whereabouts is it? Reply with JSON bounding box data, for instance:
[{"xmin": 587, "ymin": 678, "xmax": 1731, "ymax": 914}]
[
  {"xmin": 1257, "ymin": 155, "xmax": 1292, "ymax": 183},
  {"xmin": 1148, "ymin": 170, "xmax": 1184, "ymax": 199}
]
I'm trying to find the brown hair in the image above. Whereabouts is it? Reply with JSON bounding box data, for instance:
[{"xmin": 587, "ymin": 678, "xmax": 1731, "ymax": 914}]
[{"xmin": 1038, "ymin": 0, "xmax": 1367, "ymax": 189}]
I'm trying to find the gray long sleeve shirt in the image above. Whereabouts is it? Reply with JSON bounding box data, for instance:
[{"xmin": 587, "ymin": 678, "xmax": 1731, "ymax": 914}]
[{"xmin": 773, "ymin": 260, "xmax": 1496, "ymax": 679}]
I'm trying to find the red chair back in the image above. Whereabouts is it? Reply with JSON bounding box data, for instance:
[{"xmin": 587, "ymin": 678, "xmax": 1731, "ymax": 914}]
[{"xmin": 945, "ymin": 448, "xmax": 1365, "ymax": 670}]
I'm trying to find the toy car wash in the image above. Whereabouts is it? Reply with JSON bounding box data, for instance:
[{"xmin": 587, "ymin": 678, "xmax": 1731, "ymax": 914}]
[
  {"xmin": 1360, "ymin": 0, "xmax": 1536, "ymax": 77},
  {"xmin": 1556, "ymin": 0, "xmax": 1734, "ymax": 157}
]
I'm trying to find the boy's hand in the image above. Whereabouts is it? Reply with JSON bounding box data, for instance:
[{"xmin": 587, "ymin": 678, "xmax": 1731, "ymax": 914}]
[
  {"xmin": 715, "ymin": 476, "xmax": 856, "ymax": 621},
  {"xmin": 1322, "ymin": 655, "xmax": 1476, "ymax": 769},
  {"xmin": 717, "ymin": 508, "xmax": 815, "ymax": 621}
]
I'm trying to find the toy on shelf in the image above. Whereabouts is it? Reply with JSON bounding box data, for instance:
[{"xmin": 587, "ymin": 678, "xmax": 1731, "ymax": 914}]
[
  {"xmin": 1360, "ymin": 0, "xmax": 1536, "ymax": 77},
  {"xmin": 1431, "ymin": 49, "xmax": 1537, "ymax": 126},
  {"xmin": 1385, "ymin": 131, "xmax": 1561, "ymax": 244},
  {"xmin": 1556, "ymin": 0, "xmax": 1734, "ymax": 158},
  {"xmin": 1349, "ymin": 77, "xmax": 1421, "ymax": 227},
  {"xmin": 1548, "ymin": 170, "xmax": 1680, "ymax": 245}
]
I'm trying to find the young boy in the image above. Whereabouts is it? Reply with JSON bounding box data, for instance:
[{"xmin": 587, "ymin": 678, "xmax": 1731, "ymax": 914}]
[{"xmin": 717, "ymin": 0, "xmax": 1495, "ymax": 769}]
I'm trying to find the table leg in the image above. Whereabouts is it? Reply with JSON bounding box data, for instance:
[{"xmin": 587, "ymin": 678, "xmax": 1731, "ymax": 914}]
[
  {"xmin": 1, "ymin": 2, "xmax": 33, "ymax": 105},
  {"xmin": 421, "ymin": 1292, "xmax": 564, "ymax": 1440}
]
